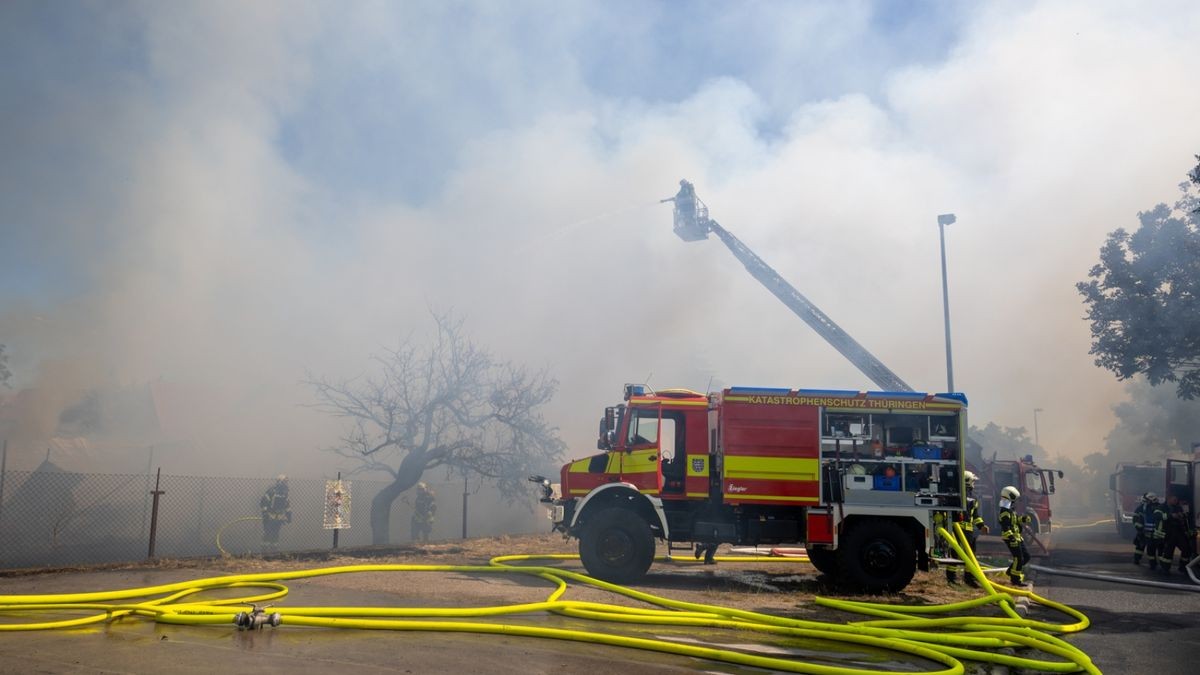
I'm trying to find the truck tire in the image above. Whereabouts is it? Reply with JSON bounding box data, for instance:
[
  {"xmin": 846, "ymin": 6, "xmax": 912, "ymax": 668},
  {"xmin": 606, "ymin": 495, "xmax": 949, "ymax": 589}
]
[
  {"xmin": 805, "ymin": 546, "xmax": 838, "ymax": 576},
  {"xmin": 838, "ymin": 520, "xmax": 916, "ymax": 593},
  {"xmin": 578, "ymin": 506, "xmax": 655, "ymax": 584}
]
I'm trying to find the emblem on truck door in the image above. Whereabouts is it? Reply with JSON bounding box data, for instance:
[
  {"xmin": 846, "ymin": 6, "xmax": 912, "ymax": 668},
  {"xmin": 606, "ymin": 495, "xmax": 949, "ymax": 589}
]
[{"xmin": 692, "ymin": 458, "xmax": 705, "ymax": 473}]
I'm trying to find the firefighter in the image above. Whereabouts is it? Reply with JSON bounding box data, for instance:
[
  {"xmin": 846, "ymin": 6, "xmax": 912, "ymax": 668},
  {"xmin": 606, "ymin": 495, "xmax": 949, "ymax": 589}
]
[
  {"xmin": 260, "ymin": 474, "xmax": 291, "ymax": 551},
  {"xmin": 411, "ymin": 482, "xmax": 436, "ymax": 542},
  {"xmin": 998, "ymin": 485, "xmax": 1031, "ymax": 586},
  {"xmin": 946, "ymin": 470, "xmax": 989, "ymax": 586},
  {"xmin": 1160, "ymin": 493, "xmax": 1189, "ymax": 573},
  {"xmin": 1143, "ymin": 492, "xmax": 1166, "ymax": 571},
  {"xmin": 1132, "ymin": 492, "xmax": 1149, "ymax": 565}
]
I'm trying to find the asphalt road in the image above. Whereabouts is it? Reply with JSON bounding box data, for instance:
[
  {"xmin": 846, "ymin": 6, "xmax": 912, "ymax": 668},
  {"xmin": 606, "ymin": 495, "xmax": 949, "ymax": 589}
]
[{"xmin": 1020, "ymin": 520, "xmax": 1200, "ymax": 675}]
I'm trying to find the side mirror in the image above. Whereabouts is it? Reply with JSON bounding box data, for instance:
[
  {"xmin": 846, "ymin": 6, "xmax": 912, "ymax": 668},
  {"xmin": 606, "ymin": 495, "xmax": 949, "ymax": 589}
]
[{"xmin": 1047, "ymin": 472, "xmax": 1056, "ymax": 495}]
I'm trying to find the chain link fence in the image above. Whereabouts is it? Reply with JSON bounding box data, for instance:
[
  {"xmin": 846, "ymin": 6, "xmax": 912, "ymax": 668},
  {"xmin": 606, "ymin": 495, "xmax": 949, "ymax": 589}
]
[{"xmin": 0, "ymin": 468, "xmax": 547, "ymax": 570}]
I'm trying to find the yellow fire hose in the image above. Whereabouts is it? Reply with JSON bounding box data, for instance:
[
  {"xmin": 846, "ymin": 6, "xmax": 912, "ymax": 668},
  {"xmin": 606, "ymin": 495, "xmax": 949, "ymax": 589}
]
[
  {"xmin": 215, "ymin": 516, "xmax": 264, "ymax": 557},
  {"xmin": 0, "ymin": 524, "xmax": 1100, "ymax": 674}
]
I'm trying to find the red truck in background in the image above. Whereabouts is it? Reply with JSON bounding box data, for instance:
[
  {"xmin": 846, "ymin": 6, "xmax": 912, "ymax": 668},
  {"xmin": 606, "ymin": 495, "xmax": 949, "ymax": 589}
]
[
  {"xmin": 1110, "ymin": 462, "xmax": 1167, "ymax": 538},
  {"xmin": 532, "ymin": 384, "xmax": 970, "ymax": 592},
  {"xmin": 968, "ymin": 454, "xmax": 1063, "ymax": 553},
  {"xmin": 1109, "ymin": 459, "xmax": 1199, "ymax": 539}
]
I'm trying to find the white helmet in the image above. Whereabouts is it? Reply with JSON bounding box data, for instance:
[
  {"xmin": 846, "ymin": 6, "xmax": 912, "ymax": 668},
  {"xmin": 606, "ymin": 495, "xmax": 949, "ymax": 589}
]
[
  {"xmin": 1000, "ymin": 485, "xmax": 1020, "ymax": 501},
  {"xmin": 1144, "ymin": 491, "xmax": 1158, "ymax": 502},
  {"xmin": 963, "ymin": 471, "xmax": 978, "ymax": 487}
]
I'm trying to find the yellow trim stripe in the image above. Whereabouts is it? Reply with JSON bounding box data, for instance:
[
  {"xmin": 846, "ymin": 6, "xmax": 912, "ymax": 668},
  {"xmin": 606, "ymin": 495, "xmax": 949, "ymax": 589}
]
[{"xmin": 724, "ymin": 456, "xmax": 819, "ymax": 480}]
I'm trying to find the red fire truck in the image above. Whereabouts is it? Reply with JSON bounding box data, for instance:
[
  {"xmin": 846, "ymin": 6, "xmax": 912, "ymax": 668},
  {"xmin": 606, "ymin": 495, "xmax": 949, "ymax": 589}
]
[
  {"xmin": 1109, "ymin": 459, "xmax": 1199, "ymax": 539},
  {"xmin": 531, "ymin": 384, "xmax": 969, "ymax": 592},
  {"xmin": 968, "ymin": 453, "xmax": 1063, "ymax": 551}
]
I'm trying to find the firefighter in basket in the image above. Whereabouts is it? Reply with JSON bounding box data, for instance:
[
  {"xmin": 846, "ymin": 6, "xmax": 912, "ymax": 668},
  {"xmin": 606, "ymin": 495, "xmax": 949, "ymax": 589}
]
[{"xmin": 260, "ymin": 474, "xmax": 292, "ymax": 551}]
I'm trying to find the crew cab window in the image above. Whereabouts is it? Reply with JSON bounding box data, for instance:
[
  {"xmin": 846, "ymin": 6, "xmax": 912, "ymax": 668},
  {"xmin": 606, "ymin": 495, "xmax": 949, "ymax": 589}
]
[{"xmin": 1025, "ymin": 471, "xmax": 1044, "ymax": 494}]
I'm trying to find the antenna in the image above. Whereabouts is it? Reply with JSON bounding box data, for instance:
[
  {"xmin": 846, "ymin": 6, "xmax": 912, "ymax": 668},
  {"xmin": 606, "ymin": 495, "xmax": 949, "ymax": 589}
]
[{"xmin": 705, "ymin": 375, "xmax": 714, "ymax": 395}]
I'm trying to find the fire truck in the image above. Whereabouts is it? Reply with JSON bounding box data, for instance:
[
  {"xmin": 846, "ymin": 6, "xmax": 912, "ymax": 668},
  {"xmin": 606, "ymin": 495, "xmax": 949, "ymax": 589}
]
[
  {"xmin": 1109, "ymin": 459, "xmax": 1199, "ymax": 539},
  {"xmin": 965, "ymin": 447, "xmax": 1063, "ymax": 550},
  {"xmin": 532, "ymin": 384, "xmax": 969, "ymax": 592}
]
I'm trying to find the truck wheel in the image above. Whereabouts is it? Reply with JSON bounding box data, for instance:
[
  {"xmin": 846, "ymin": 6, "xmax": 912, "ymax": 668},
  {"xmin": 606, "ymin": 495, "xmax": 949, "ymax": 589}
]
[
  {"xmin": 839, "ymin": 521, "xmax": 916, "ymax": 593},
  {"xmin": 805, "ymin": 546, "xmax": 838, "ymax": 576},
  {"xmin": 578, "ymin": 506, "xmax": 655, "ymax": 584}
]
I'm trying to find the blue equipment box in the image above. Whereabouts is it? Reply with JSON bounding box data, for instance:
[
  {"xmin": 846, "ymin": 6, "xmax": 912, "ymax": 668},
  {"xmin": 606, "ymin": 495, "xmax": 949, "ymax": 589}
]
[
  {"xmin": 873, "ymin": 475, "xmax": 901, "ymax": 491},
  {"xmin": 910, "ymin": 445, "xmax": 941, "ymax": 460}
]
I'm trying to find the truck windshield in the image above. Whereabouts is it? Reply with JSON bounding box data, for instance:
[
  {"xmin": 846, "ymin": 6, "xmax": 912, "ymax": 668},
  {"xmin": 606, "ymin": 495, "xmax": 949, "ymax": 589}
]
[
  {"xmin": 1025, "ymin": 471, "xmax": 1044, "ymax": 494},
  {"xmin": 627, "ymin": 409, "xmax": 659, "ymax": 448}
]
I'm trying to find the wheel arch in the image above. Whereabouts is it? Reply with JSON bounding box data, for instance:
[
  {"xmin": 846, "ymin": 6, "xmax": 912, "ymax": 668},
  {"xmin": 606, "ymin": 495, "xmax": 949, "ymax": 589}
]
[{"xmin": 570, "ymin": 483, "xmax": 668, "ymax": 538}]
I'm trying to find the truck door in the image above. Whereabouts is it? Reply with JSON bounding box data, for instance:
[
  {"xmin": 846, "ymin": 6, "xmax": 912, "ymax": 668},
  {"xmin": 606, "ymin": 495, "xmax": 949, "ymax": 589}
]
[
  {"xmin": 1165, "ymin": 459, "xmax": 1196, "ymax": 532},
  {"xmin": 622, "ymin": 405, "xmax": 664, "ymax": 494}
]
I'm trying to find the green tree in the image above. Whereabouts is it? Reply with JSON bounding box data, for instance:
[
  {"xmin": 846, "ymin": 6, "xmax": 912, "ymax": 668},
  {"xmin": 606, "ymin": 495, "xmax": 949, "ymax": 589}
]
[
  {"xmin": 1078, "ymin": 162, "xmax": 1200, "ymax": 398},
  {"xmin": 306, "ymin": 311, "xmax": 565, "ymax": 545},
  {"xmin": 968, "ymin": 422, "xmax": 1045, "ymax": 464}
]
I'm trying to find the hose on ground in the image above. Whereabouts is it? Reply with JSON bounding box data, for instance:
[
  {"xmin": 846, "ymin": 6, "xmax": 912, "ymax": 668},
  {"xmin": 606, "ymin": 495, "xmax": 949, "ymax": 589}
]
[
  {"xmin": 1027, "ymin": 563, "xmax": 1200, "ymax": 591},
  {"xmin": 0, "ymin": 528, "xmax": 1101, "ymax": 674},
  {"xmin": 215, "ymin": 516, "xmax": 263, "ymax": 557}
]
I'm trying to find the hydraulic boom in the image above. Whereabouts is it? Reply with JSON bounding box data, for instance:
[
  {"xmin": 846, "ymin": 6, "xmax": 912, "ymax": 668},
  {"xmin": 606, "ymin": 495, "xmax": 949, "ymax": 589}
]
[{"xmin": 662, "ymin": 179, "xmax": 913, "ymax": 392}]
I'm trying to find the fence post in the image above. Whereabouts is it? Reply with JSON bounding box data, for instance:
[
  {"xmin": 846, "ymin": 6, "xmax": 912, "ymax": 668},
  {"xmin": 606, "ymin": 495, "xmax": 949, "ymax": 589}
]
[
  {"xmin": 332, "ymin": 471, "xmax": 340, "ymax": 550},
  {"xmin": 147, "ymin": 468, "xmax": 164, "ymax": 559},
  {"xmin": 0, "ymin": 439, "xmax": 7, "ymax": 532}
]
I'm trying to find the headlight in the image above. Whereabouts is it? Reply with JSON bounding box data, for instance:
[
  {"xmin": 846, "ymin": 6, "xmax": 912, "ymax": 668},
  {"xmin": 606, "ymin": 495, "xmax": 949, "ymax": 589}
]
[{"xmin": 528, "ymin": 475, "xmax": 555, "ymax": 501}]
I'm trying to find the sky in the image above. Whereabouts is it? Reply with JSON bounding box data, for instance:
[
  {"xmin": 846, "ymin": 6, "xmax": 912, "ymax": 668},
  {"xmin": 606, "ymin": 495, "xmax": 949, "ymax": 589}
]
[{"xmin": 1, "ymin": 0, "xmax": 1199, "ymax": 476}]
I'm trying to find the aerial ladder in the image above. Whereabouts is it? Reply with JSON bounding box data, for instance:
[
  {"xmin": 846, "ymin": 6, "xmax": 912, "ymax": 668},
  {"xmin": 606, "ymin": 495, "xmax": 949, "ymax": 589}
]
[
  {"xmin": 661, "ymin": 179, "xmax": 913, "ymax": 392},
  {"xmin": 663, "ymin": 180, "xmax": 1073, "ymax": 551}
]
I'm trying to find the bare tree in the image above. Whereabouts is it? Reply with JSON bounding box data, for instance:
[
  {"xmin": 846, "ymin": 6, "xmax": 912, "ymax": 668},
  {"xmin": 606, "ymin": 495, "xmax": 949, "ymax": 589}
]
[{"xmin": 306, "ymin": 311, "xmax": 565, "ymax": 544}]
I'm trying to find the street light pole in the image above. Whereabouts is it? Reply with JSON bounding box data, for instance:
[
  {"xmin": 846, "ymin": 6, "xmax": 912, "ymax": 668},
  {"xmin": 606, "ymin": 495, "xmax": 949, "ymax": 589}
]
[
  {"xmin": 1033, "ymin": 408, "xmax": 1043, "ymax": 450},
  {"xmin": 937, "ymin": 214, "xmax": 957, "ymax": 392}
]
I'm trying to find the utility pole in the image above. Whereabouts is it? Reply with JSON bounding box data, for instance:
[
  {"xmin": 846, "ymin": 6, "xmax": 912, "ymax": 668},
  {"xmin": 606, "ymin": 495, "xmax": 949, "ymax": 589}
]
[
  {"xmin": 937, "ymin": 214, "xmax": 957, "ymax": 392},
  {"xmin": 1033, "ymin": 408, "xmax": 1043, "ymax": 450}
]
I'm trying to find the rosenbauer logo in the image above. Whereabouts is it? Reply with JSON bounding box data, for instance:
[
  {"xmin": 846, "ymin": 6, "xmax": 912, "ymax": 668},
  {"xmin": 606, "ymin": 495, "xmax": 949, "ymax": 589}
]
[{"xmin": 726, "ymin": 483, "xmax": 748, "ymax": 493}]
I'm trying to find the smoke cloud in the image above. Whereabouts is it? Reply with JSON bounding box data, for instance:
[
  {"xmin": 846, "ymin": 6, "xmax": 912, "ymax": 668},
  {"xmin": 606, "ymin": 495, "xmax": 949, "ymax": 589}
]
[{"xmin": 2, "ymin": 2, "xmax": 1199, "ymax": 477}]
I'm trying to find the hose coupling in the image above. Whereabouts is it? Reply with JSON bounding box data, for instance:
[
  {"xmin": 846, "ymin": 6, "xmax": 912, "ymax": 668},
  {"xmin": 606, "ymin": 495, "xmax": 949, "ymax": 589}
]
[{"xmin": 233, "ymin": 606, "xmax": 282, "ymax": 630}]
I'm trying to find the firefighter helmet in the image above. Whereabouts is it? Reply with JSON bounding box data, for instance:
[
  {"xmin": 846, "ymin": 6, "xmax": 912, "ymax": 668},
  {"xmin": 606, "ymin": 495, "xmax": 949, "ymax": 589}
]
[
  {"xmin": 1000, "ymin": 485, "xmax": 1020, "ymax": 501},
  {"xmin": 1144, "ymin": 491, "xmax": 1158, "ymax": 502},
  {"xmin": 963, "ymin": 470, "xmax": 978, "ymax": 487}
]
